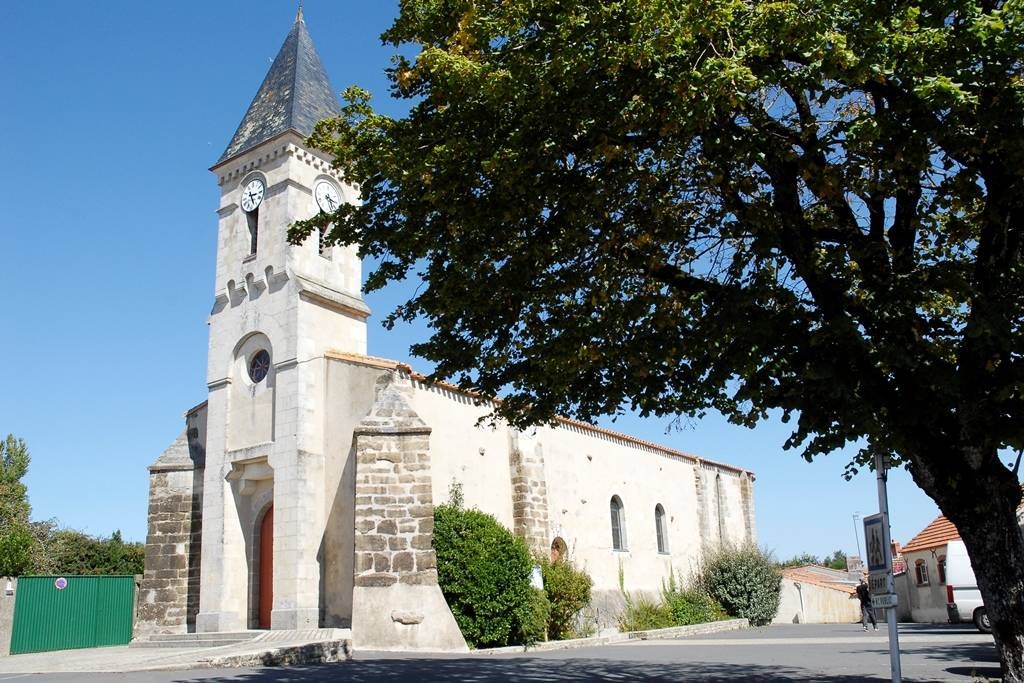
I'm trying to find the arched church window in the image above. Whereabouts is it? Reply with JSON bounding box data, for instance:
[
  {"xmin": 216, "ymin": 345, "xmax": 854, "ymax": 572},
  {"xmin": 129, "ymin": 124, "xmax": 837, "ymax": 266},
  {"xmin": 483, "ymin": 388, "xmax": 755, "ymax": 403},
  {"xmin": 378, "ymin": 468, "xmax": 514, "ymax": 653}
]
[
  {"xmin": 248, "ymin": 350, "xmax": 271, "ymax": 383},
  {"xmin": 610, "ymin": 496, "xmax": 627, "ymax": 551},
  {"xmin": 655, "ymin": 504, "xmax": 669, "ymax": 554}
]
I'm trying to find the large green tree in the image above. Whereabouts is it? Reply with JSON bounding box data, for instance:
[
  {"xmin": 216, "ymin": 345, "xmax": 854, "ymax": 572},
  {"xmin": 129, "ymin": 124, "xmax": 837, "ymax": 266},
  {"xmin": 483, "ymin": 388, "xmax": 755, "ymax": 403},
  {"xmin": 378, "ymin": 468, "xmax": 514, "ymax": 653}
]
[
  {"xmin": 0, "ymin": 434, "xmax": 34, "ymax": 576},
  {"xmin": 293, "ymin": 0, "xmax": 1024, "ymax": 675}
]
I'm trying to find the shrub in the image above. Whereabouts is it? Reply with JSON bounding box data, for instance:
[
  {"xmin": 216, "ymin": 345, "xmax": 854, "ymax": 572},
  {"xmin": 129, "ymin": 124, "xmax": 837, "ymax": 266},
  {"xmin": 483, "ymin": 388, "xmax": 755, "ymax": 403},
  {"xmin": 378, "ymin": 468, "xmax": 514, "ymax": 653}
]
[
  {"xmin": 433, "ymin": 500, "xmax": 536, "ymax": 648},
  {"xmin": 618, "ymin": 592, "xmax": 675, "ymax": 632},
  {"xmin": 538, "ymin": 555, "xmax": 593, "ymax": 640},
  {"xmin": 696, "ymin": 543, "xmax": 782, "ymax": 626},
  {"xmin": 519, "ymin": 587, "xmax": 551, "ymax": 644},
  {"xmin": 662, "ymin": 574, "xmax": 727, "ymax": 626}
]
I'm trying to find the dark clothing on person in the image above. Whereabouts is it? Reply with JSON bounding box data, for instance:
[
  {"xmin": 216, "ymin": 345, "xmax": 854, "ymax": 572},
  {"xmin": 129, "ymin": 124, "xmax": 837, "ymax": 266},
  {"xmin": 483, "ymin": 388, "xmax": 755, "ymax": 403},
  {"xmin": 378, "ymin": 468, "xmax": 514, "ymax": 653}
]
[{"xmin": 857, "ymin": 583, "xmax": 877, "ymax": 629}]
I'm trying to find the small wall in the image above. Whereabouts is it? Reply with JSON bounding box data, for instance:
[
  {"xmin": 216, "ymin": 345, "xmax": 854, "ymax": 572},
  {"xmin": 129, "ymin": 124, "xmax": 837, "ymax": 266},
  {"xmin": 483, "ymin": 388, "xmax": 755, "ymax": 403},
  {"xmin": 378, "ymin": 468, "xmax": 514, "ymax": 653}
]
[
  {"xmin": 773, "ymin": 578, "xmax": 860, "ymax": 624},
  {"xmin": 0, "ymin": 577, "xmax": 15, "ymax": 656}
]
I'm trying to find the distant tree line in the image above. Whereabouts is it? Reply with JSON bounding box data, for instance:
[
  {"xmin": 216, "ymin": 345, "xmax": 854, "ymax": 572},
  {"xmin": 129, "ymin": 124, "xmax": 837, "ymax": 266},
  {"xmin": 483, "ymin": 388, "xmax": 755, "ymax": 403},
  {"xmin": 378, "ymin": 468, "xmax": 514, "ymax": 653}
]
[
  {"xmin": 0, "ymin": 434, "xmax": 144, "ymax": 577},
  {"xmin": 778, "ymin": 550, "xmax": 848, "ymax": 571}
]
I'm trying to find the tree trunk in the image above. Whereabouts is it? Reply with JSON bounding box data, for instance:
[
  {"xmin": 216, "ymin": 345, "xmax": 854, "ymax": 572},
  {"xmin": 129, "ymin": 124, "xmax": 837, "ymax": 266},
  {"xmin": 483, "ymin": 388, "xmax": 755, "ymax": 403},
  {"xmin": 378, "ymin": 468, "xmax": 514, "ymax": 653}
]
[{"xmin": 923, "ymin": 458, "xmax": 1024, "ymax": 682}]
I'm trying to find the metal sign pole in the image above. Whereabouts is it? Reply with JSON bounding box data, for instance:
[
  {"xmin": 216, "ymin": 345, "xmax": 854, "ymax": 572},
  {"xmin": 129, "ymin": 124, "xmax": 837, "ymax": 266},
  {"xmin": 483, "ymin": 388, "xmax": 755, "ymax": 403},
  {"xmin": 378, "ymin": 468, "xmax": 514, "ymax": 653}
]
[{"xmin": 875, "ymin": 452, "xmax": 903, "ymax": 683}]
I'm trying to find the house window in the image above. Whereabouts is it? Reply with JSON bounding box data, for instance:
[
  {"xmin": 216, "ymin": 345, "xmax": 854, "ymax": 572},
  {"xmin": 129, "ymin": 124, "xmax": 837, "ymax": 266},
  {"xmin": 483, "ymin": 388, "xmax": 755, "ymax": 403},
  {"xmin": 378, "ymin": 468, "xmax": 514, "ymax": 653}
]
[
  {"xmin": 610, "ymin": 496, "xmax": 627, "ymax": 551},
  {"xmin": 655, "ymin": 504, "xmax": 669, "ymax": 554},
  {"xmin": 938, "ymin": 555, "xmax": 947, "ymax": 584},
  {"xmin": 915, "ymin": 559, "xmax": 930, "ymax": 586}
]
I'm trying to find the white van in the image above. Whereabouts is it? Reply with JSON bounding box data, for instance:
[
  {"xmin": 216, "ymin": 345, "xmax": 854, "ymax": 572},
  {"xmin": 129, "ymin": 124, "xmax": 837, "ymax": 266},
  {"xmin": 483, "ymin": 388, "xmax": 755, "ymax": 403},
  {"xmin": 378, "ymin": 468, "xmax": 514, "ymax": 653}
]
[{"xmin": 945, "ymin": 539, "xmax": 990, "ymax": 633}]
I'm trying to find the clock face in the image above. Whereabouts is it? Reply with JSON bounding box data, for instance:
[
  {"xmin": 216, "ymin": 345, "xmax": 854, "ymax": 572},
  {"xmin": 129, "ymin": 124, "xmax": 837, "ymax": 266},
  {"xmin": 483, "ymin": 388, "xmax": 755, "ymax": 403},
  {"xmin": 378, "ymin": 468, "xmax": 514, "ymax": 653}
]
[
  {"xmin": 314, "ymin": 180, "xmax": 341, "ymax": 213},
  {"xmin": 240, "ymin": 178, "xmax": 265, "ymax": 213}
]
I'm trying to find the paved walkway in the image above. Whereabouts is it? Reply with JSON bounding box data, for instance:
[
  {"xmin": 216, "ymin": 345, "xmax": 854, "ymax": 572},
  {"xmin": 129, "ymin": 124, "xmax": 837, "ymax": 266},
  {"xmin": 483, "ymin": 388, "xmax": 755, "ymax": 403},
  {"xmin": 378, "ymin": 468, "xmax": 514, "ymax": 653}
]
[{"xmin": 0, "ymin": 629, "xmax": 350, "ymax": 674}]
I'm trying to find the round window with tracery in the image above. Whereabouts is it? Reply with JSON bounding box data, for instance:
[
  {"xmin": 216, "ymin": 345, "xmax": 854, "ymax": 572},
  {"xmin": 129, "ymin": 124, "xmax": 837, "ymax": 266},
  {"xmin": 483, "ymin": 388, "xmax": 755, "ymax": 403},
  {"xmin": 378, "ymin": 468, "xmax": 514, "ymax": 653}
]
[{"xmin": 248, "ymin": 350, "xmax": 271, "ymax": 383}]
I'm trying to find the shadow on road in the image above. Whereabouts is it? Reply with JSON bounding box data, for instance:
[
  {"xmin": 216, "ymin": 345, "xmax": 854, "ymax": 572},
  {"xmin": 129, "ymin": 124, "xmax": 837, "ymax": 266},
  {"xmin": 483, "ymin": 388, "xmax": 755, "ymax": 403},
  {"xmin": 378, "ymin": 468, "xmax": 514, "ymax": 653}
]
[{"xmin": 164, "ymin": 657, "xmax": 890, "ymax": 682}]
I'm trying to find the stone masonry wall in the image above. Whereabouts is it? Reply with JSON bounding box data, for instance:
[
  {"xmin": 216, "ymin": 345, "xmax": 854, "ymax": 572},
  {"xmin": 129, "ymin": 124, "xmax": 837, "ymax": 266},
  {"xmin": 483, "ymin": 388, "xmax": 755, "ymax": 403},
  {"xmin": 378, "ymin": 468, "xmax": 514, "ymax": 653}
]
[
  {"xmin": 352, "ymin": 380, "xmax": 438, "ymax": 589},
  {"xmin": 508, "ymin": 434, "xmax": 551, "ymax": 555},
  {"xmin": 136, "ymin": 431, "xmax": 204, "ymax": 636},
  {"xmin": 740, "ymin": 473, "xmax": 757, "ymax": 544}
]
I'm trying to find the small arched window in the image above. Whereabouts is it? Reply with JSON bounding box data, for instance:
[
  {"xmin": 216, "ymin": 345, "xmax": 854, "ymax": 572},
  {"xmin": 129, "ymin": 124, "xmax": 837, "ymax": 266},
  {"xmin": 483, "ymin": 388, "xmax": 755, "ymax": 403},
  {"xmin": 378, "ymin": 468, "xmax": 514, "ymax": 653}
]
[
  {"xmin": 937, "ymin": 555, "xmax": 947, "ymax": 584},
  {"xmin": 610, "ymin": 496, "xmax": 627, "ymax": 551},
  {"xmin": 655, "ymin": 504, "xmax": 669, "ymax": 554},
  {"xmin": 915, "ymin": 559, "xmax": 930, "ymax": 586}
]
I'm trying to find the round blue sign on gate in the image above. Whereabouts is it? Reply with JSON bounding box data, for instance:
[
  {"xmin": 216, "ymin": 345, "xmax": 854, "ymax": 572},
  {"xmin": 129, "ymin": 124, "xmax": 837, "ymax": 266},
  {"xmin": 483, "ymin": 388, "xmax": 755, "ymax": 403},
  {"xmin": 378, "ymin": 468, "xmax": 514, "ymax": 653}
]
[{"xmin": 54, "ymin": 577, "xmax": 67, "ymax": 590}]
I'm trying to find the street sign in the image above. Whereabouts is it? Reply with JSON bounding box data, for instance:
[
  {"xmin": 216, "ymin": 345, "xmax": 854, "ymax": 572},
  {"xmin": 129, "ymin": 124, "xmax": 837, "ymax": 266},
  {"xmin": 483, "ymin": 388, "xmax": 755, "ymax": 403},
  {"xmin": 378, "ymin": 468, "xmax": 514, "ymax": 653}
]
[
  {"xmin": 863, "ymin": 513, "xmax": 887, "ymax": 572},
  {"xmin": 871, "ymin": 593, "xmax": 899, "ymax": 609},
  {"xmin": 868, "ymin": 573, "xmax": 889, "ymax": 595}
]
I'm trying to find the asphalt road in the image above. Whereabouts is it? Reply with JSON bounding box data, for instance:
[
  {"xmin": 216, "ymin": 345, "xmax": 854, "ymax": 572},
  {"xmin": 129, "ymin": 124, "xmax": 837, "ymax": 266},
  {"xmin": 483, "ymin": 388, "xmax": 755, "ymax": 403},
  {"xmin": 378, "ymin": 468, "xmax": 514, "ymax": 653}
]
[{"xmin": 0, "ymin": 623, "xmax": 999, "ymax": 682}]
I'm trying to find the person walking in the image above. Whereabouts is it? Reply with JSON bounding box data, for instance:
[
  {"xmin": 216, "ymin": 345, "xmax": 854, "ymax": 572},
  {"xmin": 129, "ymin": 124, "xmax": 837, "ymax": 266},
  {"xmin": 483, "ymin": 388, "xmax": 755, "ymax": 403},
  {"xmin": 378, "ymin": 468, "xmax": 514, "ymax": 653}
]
[{"xmin": 857, "ymin": 578, "xmax": 878, "ymax": 631}]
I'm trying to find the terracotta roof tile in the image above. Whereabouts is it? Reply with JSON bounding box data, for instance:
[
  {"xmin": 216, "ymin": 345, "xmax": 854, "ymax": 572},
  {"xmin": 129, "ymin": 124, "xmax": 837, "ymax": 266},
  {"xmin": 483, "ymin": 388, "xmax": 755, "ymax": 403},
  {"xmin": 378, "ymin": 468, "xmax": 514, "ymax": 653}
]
[
  {"xmin": 901, "ymin": 515, "xmax": 960, "ymax": 553},
  {"xmin": 782, "ymin": 566, "xmax": 857, "ymax": 595},
  {"xmin": 902, "ymin": 487, "xmax": 1024, "ymax": 554}
]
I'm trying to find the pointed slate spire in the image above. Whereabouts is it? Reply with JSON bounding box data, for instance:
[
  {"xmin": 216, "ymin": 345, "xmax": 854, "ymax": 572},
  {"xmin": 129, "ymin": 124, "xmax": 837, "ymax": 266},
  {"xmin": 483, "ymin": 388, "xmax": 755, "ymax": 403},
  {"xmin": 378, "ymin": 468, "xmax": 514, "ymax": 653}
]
[{"xmin": 218, "ymin": 10, "xmax": 341, "ymax": 163}]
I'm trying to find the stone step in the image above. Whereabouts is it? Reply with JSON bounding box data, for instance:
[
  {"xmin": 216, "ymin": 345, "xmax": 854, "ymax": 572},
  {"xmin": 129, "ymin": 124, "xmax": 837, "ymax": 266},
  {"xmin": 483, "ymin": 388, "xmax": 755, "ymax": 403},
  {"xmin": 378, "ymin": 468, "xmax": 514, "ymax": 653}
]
[
  {"xmin": 130, "ymin": 631, "xmax": 263, "ymax": 648},
  {"xmin": 129, "ymin": 637, "xmax": 254, "ymax": 649}
]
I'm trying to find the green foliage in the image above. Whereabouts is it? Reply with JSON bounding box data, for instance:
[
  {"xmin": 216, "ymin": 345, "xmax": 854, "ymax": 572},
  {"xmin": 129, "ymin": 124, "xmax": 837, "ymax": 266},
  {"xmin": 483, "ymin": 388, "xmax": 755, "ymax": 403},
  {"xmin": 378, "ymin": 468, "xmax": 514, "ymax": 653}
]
[
  {"xmin": 662, "ymin": 573, "xmax": 727, "ymax": 626},
  {"xmin": 823, "ymin": 550, "xmax": 848, "ymax": 571},
  {"xmin": 30, "ymin": 524, "xmax": 144, "ymax": 576},
  {"xmin": 779, "ymin": 549, "xmax": 848, "ymax": 571},
  {"xmin": 779, "ymin": 552, "xmax": 822, "ymax": 568},
  {"xmin": 618, "ymin": 592, "xmax": 675, "ymax": 632},
  {"xmin": 537, "ymin": 555, "xmax": 593, "ymax": 640},
  {"xmin": 294, "ymin": 0, "xmax": 1024, "ymax": 667},
  {"xmin": 0, "ymin": 434, "xmax": 31, "ymax": 529},
  {"xmin": 433, "ymin": 502, "xmax": 537, "ymax": 648},
  {"xmin": 697, "ymin": 544, "xmax": 782, "ymax": 627},
  {"xmin": 0, "ymin": 434, "xmax": 142, "ymax": 576},
  {"xmin": 520, "ymin": 588, "xmax": 551, "ymax": 644},
  {"xmin": 0, "ymin": 523, "xmax": 34, "ymax": 576}
]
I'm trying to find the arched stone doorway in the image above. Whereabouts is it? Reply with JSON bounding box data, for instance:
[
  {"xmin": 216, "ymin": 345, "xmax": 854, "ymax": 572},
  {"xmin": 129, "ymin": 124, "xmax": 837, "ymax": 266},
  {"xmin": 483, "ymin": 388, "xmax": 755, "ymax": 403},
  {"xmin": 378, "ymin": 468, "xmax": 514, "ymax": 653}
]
[{"xmin": 258, "ymin": 505, "xmax": 274, "ymax": 629}]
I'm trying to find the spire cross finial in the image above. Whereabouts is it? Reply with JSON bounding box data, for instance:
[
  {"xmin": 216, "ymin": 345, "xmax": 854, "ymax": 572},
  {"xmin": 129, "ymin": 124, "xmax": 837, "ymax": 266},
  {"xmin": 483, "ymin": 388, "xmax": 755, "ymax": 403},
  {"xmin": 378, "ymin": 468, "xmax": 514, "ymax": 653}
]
[{"xmin": 296, "ymin": 1, "xmax": 303, "ymax": 23}]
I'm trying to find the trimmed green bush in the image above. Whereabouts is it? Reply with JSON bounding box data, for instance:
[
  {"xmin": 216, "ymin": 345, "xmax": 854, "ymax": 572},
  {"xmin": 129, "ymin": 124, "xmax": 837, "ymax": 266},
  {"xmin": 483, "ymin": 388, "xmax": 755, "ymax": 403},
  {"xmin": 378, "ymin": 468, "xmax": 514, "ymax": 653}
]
[
  {"xmin": 697, "ymin": 543, "xmax": 782, "ymax": 626},
  {"xmin": 538, "ymin": 556, "xmax": 593, "ymax": 640},
  {"xmin": 433, "ymin": 500, "xmax": 537, "ymax": 648}
]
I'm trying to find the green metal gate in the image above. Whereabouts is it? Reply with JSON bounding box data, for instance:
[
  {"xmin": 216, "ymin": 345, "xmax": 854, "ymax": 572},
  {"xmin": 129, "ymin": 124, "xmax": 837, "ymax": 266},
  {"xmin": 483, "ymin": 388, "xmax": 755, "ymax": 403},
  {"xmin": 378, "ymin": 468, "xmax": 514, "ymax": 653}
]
[{"xmin": 10, "ymin": 576, "xmax": 136, "ymax": 654}]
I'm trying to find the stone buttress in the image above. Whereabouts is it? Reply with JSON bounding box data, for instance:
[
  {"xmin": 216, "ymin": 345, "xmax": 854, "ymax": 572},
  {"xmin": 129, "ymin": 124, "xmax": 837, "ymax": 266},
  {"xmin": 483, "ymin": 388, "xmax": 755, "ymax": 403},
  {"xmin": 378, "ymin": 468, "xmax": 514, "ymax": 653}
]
[
  {"xmin": 350, "ymin": 372, "xmax": 466, "ymax": 651},
  {"xmin": 136, "ymin": 407, "xmax": 205, "ymax": 635}
]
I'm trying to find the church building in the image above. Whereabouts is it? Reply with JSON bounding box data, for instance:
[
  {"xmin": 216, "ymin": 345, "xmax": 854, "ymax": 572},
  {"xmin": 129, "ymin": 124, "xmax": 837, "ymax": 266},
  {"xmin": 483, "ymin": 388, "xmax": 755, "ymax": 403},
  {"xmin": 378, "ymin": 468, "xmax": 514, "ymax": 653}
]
[{"xmin": 137, "ymin": 10, "xmax": 757, "ymax": 651}]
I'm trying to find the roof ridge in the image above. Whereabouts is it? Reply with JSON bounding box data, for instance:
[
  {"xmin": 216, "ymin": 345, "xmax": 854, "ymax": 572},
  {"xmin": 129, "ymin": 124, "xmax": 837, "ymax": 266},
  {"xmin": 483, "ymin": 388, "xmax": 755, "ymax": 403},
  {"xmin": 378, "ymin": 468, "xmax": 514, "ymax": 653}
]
[{"xmin": 324, "ymin": 350, "xmax": 754, "ymax": 478}]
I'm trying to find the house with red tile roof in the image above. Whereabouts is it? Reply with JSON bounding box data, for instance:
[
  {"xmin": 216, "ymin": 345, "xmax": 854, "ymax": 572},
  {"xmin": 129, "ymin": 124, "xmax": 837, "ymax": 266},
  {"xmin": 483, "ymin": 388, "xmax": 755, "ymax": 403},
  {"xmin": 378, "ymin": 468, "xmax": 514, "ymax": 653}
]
[
  {"xmin": 898, "ymin": 515, "xmax": 962, "ymax": 623},
  {"xmin": 898, "ymin": 501, "xmax": 1024, "ymax": 623},
  {"xmin": 773, "ymin": 565, "xmax": 861, "ymax": 624}
]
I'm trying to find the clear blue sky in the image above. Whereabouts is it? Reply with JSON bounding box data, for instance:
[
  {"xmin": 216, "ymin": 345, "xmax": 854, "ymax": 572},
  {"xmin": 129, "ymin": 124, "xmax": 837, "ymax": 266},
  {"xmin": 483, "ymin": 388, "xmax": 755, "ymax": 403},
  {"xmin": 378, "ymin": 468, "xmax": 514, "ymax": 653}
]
[{"xmin": 0, "ymin": 0, "xmax": 965, "ymax": 560}]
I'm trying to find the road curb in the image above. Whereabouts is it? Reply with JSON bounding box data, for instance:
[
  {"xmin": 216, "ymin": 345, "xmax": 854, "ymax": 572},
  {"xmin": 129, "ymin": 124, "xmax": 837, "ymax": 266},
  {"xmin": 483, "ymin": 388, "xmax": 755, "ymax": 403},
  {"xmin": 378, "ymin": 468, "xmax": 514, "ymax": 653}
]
[{"xmin": 471, "ymin": 618, "xmax": 750, "ymax": 655}]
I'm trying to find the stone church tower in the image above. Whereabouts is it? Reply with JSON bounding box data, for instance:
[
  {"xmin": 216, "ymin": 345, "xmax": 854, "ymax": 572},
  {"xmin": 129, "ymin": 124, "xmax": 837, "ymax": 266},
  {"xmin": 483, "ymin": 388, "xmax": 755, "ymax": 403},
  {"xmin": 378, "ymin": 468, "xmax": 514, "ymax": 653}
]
[
  {"xmin": 140, "ymin": 9, "xmax": 368, "ymax": 635},
  {"xmin": 198, "ymin": 8, "xmax": 368, "ymax": 633}
]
